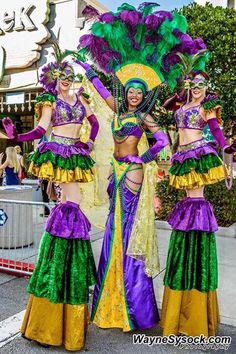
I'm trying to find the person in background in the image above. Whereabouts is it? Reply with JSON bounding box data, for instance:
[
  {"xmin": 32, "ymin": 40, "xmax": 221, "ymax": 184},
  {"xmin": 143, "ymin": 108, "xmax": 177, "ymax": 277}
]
[
  {"xmin": 0, "ymin": 146, "xmax": 21, "ymax": 185},
  {"xmin": 14, "ymin": 145, "xmax": 26, "ymax": 181}
]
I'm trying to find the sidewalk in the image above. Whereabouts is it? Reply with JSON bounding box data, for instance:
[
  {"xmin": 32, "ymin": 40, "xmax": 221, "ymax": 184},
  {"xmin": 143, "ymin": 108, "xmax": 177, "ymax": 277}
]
[{"xmin": 0, "ymin": 226, "xmax": 236, "ymax": 353}]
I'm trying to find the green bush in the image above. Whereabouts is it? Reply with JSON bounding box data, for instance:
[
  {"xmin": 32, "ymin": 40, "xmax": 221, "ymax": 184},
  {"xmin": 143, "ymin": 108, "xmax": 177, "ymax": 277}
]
[{"xmin": 156, "ymin": 179, "xmax": 236, "ymax": 227}]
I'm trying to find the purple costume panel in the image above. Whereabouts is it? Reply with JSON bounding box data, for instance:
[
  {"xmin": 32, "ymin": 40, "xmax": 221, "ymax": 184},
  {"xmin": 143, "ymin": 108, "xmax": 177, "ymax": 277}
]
[{"xmin": 91, "ymin": 164, "xmax": 159, "ymax": 330}]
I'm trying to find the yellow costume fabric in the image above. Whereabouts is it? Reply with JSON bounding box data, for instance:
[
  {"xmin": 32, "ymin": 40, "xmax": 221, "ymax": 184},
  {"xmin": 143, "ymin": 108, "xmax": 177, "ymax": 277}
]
[
  {"xmin": 169, "ymin": 164, "xmax": 226, "ymax": 189},
  {"xmin": 92, "ymin": 159, "xmax": 132, "ymax": 331},
  {"xmin": 28, "ymin": 162, "xmax": 93, "ymax": 183},
  {"xmin": 126, "ymin": 135, "xmax": 160, "ymax": 277},
  {"xmin": 161, "ymin": 287, "xmax": 219, "ymax": 337},
  {"xmin": 21, "ymin": 295, "xmax": 88, "ymax": 351}
]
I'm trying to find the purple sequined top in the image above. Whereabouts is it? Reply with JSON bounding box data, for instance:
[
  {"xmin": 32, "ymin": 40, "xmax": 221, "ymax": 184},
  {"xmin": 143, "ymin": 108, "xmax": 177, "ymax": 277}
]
[
  {"xmin": 175, "ymin": 104, "xmax": 206, "ymax": 130},
  {"xmin": 51, "ymin": 93, "xmax": 86, "ymax": 127}
]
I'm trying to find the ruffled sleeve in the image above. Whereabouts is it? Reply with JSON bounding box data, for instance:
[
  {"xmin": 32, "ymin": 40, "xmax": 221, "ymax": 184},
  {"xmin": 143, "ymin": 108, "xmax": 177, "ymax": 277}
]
[
  {"xmin": 34, "ymin": 93, "xmax": 56, "ymax": 121},
  {"xmin": 201, "ymin": 94, "xmax": 224, "ymax": 125}
]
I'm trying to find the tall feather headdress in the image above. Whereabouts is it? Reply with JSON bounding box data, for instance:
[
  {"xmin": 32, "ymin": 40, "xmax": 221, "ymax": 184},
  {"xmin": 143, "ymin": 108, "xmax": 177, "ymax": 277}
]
[{"xmin": 77, "ymin": 2, "xmax": 208, "ymax": 91}]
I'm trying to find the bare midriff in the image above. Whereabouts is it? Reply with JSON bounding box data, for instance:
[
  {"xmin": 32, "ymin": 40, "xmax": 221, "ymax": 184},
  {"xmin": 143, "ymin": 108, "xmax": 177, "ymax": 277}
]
[
  {"xmin": 114, "ymin": 136, "xmax": 140, "ymax": 158},
  {"xmin": 53, "ymin": 123, "xmax": 83, "ymax": 139},
  {"xmin": 179, "ymin": 128, "xmax": 203, "ymax": 145}
]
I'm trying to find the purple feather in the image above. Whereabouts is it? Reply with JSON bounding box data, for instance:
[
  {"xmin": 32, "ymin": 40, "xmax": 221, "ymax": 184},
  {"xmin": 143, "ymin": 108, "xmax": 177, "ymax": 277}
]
[
  {"xmin": 144, "ymin": 14, "xmax": 160, "ymax": 31},
  {"xmin": 194, "ymin": 38, "xmax": 206, "ymax": 50},
  {"xmin": 80, "ymin": 35, "xmax": 120, "ymax": 74},
  {"xmin": 154, "ymin": 10, "xmax": 173, "ymax": 24},
  {"xmin": 138, "ymin": 2, "xmax": 159, "ymax": 12},
  {"xmin": 79, "ymin": 34, "xmax": 93, "ymax": 48},
  {"xmin": 99, "ymin": 12, "xmax": 116, "ymax": 23},
  {"xmin": 128, "ymin": 27, "xmax": 140, "ymax": 50},
  {"xmin": 119, "ymin": 10, "xmax": 142, "ymax": 26},
  {"xmin": 163, "ymin": 51, "xmax": 180, "ymax": 71},
  {"xmin": 174, "ymin": 32, "xmax": 197, "ymax": 55},
  {"xmin": 145, "ymin": 33, "xmax": 162, "ymax": 44},
  {"xmin": 173, "ymin": 30, "xmax": 206, "ymax": 55},
  {"xmin": 82, "ymin": 5, "xmax": 99, "ymax": 19}
]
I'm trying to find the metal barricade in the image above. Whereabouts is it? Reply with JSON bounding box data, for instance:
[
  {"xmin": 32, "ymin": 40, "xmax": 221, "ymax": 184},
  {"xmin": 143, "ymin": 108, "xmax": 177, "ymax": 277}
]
[{"xmin": 0, "ymin": 199, "xmax": 52, "ymax": 276}]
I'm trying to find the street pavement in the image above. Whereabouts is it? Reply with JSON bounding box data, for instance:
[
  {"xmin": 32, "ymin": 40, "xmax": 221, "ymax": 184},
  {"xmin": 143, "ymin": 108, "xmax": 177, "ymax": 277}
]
[{"xmin": 0, "ymin": 226, "xmax": 236, "ymax": 353}]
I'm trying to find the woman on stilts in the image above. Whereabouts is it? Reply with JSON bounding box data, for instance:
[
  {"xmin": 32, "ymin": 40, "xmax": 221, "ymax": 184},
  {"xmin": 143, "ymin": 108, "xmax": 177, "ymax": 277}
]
[
  {"xmin": 2, "ymin": 49, "xmax": 98, "ymax": 350},
  {"xmin": 161, "ymin": 54, "xmax": 234, "ymax": 337},
  {"xmin": 75, "ymin": 2, "xmax": 209, "ymax": 332}
]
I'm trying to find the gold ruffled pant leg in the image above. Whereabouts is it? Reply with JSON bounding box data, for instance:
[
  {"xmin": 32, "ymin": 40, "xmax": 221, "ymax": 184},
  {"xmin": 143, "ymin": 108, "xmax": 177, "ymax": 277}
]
[
  {"xmin": 21, "ymin": 295, "xmax": 88, "ymax": 351},
  {"xmin": 160, "ymin": 287, "xmax": 220, "ymax": 337}
]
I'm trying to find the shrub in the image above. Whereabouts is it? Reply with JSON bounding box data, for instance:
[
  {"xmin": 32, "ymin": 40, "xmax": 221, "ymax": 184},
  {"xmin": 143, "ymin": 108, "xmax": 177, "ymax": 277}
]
[{"xmin": 156, "ymin": 179, "xmax": 236, "ymax": 227}]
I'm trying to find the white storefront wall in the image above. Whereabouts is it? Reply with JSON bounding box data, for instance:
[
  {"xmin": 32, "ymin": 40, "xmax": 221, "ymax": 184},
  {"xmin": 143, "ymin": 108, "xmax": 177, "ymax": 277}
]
[{"xmin": 0, "ymin": 0, "xmax": 107, "ymax": 93}]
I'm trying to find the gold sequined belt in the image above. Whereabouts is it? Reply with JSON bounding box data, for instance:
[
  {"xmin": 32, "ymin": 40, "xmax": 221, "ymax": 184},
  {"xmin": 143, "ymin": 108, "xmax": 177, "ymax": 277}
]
[
  {"xmin": 178, "ymin": 139, "xmax": 208, "ymax": 152},
  {"xmin": 50, "ymin": 133, "xmax": 80, "ymax": 145}
]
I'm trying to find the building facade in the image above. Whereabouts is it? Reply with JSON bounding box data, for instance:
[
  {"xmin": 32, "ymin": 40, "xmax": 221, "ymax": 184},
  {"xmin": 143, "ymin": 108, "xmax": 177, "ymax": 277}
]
[
  {"xmin": 195, "ymin": 0, "xmax": 236, "ymax": 8},
  {"xmin": 0, "ymin": 0, "xmax": 107, "ymax": 152}
]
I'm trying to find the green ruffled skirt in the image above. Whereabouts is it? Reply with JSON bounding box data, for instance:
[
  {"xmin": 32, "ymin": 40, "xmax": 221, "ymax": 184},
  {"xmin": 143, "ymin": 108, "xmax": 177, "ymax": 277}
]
[
  {"xmin": 164, "ymin": 230, "xmax": 218, "ymax": 292},
  {"xmin": 28, "ymin": 232, "xmax": 97, "ymax": 305}
]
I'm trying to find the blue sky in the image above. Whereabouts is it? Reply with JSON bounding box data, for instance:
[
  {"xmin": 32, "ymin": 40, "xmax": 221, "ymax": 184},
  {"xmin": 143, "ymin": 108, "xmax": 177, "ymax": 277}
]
[{"xmin": 101, "ymin": 0, "xmax": 193, "ymax": 11}]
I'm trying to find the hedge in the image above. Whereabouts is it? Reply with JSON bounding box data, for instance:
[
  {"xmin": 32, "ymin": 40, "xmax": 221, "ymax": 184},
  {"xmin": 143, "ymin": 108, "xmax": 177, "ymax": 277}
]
[{"xmin": 156, "ymin": 179, "xmax": 236, "ymax": 227}]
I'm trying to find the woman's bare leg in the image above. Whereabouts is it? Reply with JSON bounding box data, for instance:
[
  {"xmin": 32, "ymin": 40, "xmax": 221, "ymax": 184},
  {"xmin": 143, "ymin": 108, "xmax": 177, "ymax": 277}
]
[
  {"xmin": 60, "ymin": 182, "xmax": 82, "ymax": 204},
  {"xmin": 187, "ymin": 187, "xmax": 204, "ymax": 198}
]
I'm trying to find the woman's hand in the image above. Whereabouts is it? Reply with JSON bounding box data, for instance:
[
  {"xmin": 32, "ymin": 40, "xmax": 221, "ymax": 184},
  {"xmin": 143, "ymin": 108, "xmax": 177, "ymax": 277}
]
[
  {"xmin": 85, "ymin": 140, "xmax": 94, "ymax": 153},
  {"xmin": 224, "ymin": 142, "xmax": 236, "ymax": 154},
  {"xmin": 2, "ymin": 117, "xmax": 18, "ymax": 140},
  {"xmin": 123, "ymin": 155, "xmax": 143, "ymax": 164},
  {"xmin": 0, "ymin": 152, "xmax": 4, "ymax": 161},
  {"xmin": 73, "ymin": 58, "xmax": 91, "ymax": 71}
]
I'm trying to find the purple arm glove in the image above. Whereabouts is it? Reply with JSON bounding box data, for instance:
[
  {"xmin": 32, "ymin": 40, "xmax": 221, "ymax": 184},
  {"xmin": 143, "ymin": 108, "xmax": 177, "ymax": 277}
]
[
  {"xmin": 87, "ymin": 114, "xmax": 99, "ymax": 142},
  {"xmin": 207, "ymin": 118, "xmax": 228, "ymax": 149},
  {"xmin": 123, "ymin": 131, "xmax": 169, "ymax": 164},
  {"xmin": 75, "ymin": 60, "xmax": 111, "ymax": 100},
  {"xmin": 3, "ymin": 117, "xmax": 46, "ymax": 142}
]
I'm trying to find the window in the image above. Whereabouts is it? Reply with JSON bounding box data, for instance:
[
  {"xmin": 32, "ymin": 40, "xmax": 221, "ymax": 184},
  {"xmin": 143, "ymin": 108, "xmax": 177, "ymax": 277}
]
[{"xmin": 227, "ymin": 0, "xmax": 235, "ymax": 8}]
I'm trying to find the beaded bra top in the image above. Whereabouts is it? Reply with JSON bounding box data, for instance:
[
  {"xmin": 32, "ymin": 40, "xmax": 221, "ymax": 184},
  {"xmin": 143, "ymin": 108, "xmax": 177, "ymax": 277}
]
[
  {"xmin": 111, "ymin": 115, "xmax": 143, "ymax": 140},
  {"xmin": 175, "ymin": 104, "xmax": 206, "ymax": 130},
  {"xmin": 51, "ymin": 93, "xmax": 86, "ymax": 127}
]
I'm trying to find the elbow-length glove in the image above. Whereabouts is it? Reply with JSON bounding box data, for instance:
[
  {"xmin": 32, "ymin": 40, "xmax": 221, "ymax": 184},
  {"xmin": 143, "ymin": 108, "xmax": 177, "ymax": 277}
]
[
  {"xmin": 2, "ymin": 117, "xmax": 46, "ymax": 142},
  {"xmin": 123, "ymin": 131, "xmax": 169, "ymax": 164},
  {"xmin": 84, "ymin": 114, "xmax": 99, "ymax": 152},
  {"xmin": 207, "ymin": 118, "xmax": 228, "ymax": 149},
  {"xmin": 75, "ymin": 114, "xmax": 99, "ymax": 153},
  {"xmin": 74, "ymin": 60, "xmax": 111, "ymax": 100}
]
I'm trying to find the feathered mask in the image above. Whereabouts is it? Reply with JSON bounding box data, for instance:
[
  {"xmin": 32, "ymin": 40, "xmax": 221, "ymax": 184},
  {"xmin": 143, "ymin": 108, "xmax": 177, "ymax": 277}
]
[
  {"xmin": 39, "ymin": 41, "xmax": 76, "ymax": 95},
  {"xmin": 176, "ymin": 50, "xmax": 210, "ymax": 101}
]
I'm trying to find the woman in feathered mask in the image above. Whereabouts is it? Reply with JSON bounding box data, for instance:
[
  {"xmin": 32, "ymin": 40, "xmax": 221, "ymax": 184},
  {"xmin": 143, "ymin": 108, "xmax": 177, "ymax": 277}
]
[{"xmin": 2, "ymin": 49, "xmax": 99, "ymax": 350}]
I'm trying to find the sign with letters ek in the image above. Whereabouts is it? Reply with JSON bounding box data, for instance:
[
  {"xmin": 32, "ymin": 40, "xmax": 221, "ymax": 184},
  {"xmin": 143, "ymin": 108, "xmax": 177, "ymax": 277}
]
[{"xmin": 0, "ymin": 0, "xmax": 51, "ymax": 69}]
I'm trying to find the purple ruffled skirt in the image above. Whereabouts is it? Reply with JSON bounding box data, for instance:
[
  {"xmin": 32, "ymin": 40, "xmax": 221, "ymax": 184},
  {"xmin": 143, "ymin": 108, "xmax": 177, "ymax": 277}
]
[
  {"xmin": 28, "ymin": 133, "xmax": 95, "ymax": 183},
  {"xmin": 169, "ymin": 139, "xmax": 225, "ymax": 190}
]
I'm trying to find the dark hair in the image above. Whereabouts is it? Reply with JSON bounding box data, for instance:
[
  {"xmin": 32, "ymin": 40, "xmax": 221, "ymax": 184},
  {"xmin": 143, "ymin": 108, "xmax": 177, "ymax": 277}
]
[{"xmin": 192, "ymin": 70, "xmax": 210, "ymax": 81}]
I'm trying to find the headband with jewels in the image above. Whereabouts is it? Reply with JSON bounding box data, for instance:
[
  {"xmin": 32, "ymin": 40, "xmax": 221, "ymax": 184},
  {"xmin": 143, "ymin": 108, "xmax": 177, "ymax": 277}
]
[
  {"xmin": 39, "ymin": 41, "xmax": 76, "ymax": 95},
  {"xmin": 77, "ymin": 1, "xmax": 208, "ymax": 111}
]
